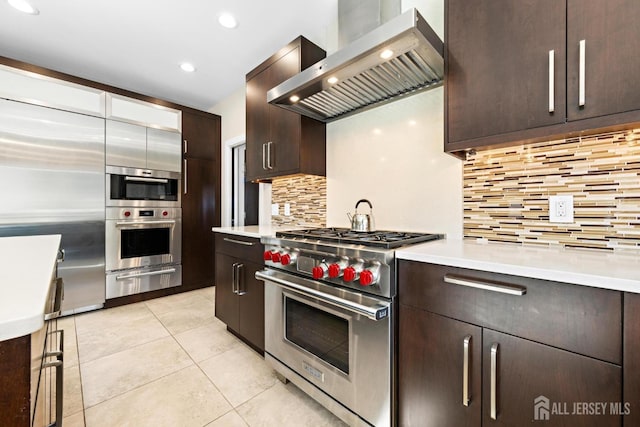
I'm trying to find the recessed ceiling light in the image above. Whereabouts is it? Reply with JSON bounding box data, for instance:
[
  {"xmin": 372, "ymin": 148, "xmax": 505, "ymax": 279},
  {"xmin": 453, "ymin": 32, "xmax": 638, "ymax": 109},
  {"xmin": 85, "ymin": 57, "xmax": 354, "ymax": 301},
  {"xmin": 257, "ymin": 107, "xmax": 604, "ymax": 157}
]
[
  {"xmin": 380, "ymin": 49, "xmax": 394, "ymax": 59},
  {"xmin": 8, "ymin": 0, "xmax": 39, "ymax": 15},
  {"xmin": 180, "ymin": 62, "xmax": 196, "ymax": 72},
  {"xmin": 290, "ymin": 95, "xmax": 300, "ymax": 103},
  {"xmin": 218, "ymin": 12, "xmax": 237, "ymax": 29},
  {"xmin": 327, "ymin": 76, "xmax": 338, "ymax": 84}
]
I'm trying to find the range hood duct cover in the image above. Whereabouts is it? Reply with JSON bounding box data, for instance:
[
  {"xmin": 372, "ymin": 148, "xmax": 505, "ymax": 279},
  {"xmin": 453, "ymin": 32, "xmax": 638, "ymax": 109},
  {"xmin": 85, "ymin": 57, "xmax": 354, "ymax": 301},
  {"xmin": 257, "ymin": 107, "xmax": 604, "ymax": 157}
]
[{"xmin": 267, "ymin": 8, "xmax": 444, "ymax": 123}]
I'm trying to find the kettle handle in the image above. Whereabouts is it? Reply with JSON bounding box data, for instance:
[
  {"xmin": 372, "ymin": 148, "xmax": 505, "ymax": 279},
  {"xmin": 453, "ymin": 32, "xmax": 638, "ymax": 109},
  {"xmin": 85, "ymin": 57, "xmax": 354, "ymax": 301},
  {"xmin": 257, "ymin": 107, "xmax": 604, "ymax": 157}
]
[{"xmin": 355, "ymin": 199, "xmax": 373, "ymax": 211}]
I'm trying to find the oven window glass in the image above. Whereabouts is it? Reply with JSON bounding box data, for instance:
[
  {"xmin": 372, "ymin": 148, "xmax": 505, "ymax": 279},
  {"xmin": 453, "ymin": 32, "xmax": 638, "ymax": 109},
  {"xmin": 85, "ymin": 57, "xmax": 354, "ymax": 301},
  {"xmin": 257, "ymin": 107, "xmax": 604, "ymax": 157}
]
[
  {"xmin": 110, "ymin": 174, "xmax": 178, "ymax": 201},
  {"xmin": 285, "ymin": 297, "xmax": 349, "ymax": 374},
  {"xmin": 121, "ymin": 228, "xmax": 170, "ymax": 258}
]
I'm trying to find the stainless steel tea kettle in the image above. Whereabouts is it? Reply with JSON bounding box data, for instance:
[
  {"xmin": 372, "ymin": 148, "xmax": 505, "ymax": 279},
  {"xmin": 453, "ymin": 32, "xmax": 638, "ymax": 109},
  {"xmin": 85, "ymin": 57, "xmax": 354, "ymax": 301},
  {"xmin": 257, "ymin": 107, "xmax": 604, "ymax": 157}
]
[{"xmin": 347, "ymin": 199, "xmax": 376, "ymax": 232}]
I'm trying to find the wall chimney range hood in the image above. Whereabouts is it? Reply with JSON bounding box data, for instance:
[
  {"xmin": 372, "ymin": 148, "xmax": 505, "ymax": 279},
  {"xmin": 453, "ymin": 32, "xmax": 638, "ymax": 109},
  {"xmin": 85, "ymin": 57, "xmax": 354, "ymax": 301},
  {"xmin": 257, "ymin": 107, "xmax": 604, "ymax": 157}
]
[{"xmin": 267, "ymin": 8, "xmax": 444, "ymax": 123}]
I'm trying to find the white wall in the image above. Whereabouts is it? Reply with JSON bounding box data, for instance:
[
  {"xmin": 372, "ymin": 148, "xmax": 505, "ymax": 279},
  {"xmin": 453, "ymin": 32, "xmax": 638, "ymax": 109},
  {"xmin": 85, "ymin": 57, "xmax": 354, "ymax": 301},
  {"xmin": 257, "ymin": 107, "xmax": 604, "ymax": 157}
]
[
  {"xmin": 325, "ymin": 0, "xmax": 462, "ymax": 238},
  {"xmin": 211, "ymin": 0, "xmax": 463, "ymax": 237}
]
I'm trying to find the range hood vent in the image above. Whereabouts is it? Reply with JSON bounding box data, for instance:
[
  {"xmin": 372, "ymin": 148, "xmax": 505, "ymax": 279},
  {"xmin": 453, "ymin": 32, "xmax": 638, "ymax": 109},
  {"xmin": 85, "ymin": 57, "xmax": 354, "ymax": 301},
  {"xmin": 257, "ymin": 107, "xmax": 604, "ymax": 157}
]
[{"xmin": 267, "ymin": 8, "xmax": 444, "ymax": 123}]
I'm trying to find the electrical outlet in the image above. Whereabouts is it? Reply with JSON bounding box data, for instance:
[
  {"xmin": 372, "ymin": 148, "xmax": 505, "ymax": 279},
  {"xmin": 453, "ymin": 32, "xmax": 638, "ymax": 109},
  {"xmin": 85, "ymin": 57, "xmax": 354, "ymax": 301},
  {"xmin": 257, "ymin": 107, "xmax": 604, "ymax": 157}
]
[
  {"xmin": 271, "ymin": 203, "xmax": 279, "ymax": 216},
  {"xmin": 549, "ymin": 195, "xmax": 574, "ymax": 223},
  {"xmin": 284, "ymin": 203, "xmax": 291, "ymax": 216}
]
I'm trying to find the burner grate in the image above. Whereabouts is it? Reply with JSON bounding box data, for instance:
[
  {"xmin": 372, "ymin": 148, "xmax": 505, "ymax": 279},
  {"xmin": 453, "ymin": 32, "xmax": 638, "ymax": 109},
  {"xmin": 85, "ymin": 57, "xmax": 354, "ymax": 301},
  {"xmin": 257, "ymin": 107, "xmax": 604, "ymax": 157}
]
[{"xmin": 276, "ymin": 228, "xmax": 443, "ymax": 249}]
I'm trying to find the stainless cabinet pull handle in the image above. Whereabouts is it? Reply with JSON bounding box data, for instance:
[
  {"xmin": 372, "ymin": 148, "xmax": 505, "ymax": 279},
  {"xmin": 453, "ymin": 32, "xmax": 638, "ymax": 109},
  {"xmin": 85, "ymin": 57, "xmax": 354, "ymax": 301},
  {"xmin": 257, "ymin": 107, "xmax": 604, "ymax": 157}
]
[
  {"xmin": 267, "ymin": 141, "xmax": 273, "ymax": 170},
  {"xmin": 236, "ymin": 264, "xmax": 247, "ymax": 296},
  {"xmin": 44, "ymin": 278, "xmax": 64, "ymax": 321},
  {"xmin": 223, "ymin": 237, "xmax": 255, "ymax": 246},
  {"xmin": 444, "ymin": 274, "xmax": 526, "ymax": 296},
  {"xmin": 490, "ymin": 343, "xmax": 499, "ymax": 420},
  {"xmin": 184, "ymin": 139, "xmax": 187, "ymax": 154},
  {"xmin": 579, "ymin": 39, "xmax": 586, "ymax": 107},
  {"xmin": 548, "ymin": 50, "xmax": 555, "ymax": 113},
  {"xmin": 184, "ymin": 159, "xmax": 188, "ymax": 194},
  {"xmin": 463, "ymin": 335, "xmax": 471, "ymax": 407},
  {"xmin": 43, "ymin": 329, "xmax": 64, "ymax": 426},
  {"xmin": 232, "ymin": 262, "xmax": 239, "ymax": 294},
  {"xmin": 262, "ymin": 143, "xmax": 267, "ymax": 170}
]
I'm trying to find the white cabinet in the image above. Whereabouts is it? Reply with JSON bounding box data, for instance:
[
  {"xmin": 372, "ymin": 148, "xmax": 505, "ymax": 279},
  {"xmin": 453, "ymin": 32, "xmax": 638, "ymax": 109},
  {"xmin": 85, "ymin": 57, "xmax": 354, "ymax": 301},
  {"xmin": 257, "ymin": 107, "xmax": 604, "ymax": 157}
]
[
  {"xmin": 106, "ymin": 120, "xmax": 181, "ymax": 172},
  {"xmin": 0, "ymin": 64, "xmax": 105, "ymax": 117},
  {"xmin": 106, "ymin": 93, "xmax": 181, "ymax": 131}
]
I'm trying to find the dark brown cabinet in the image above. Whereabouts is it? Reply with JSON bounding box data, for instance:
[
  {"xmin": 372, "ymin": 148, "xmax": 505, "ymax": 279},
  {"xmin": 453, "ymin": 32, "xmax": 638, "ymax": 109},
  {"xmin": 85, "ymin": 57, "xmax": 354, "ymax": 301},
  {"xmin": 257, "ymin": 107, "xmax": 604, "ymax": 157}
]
[
  {"xmin": 399, "ymin": 306, "xmax": 481, "ymax": 426},
  {"xmin": 624, "ymin": 292, "xmax": 640, "ymax": 426},
  {"xmin": 398, "ymin": 260, "xmax": 623, "ymax": 427},
  {"xmin": 214, "ymin": 233, "xmax": 265, "ymax": 352},
  {"xmin": 181, "ymin": 110, "xmax": 221, "ymax": 291},
  {"xmin": 245, "ymin": 36, "xmax": 326, "ymax": 182},
  {"xmin": 445, "ymin": 0, "xmax": 640, "ymax": 155}
]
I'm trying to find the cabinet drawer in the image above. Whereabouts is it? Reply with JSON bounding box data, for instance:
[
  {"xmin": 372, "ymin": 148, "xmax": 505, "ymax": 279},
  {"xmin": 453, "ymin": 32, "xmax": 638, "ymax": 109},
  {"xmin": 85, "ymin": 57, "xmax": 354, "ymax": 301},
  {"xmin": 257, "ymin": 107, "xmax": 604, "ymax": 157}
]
[
  {"xmin": 398, "ymin": 260, "xmax": 622, "ymax": 364},
  {"xmin": 215, "ymin": 233, "xmax": 264, "ymax": 264}
]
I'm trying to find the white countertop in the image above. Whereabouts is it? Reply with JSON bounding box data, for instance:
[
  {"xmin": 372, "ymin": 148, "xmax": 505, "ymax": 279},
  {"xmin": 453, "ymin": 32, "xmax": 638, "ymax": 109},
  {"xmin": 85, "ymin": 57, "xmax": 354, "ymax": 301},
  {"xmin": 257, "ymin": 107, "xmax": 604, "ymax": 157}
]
[
  {"xmin": 0, "ymin": 234, "xmax": 61, "ymax": 341},
  {"xmin": 397, "ymin": 239, "xmax": 640, "ymax": 293},
  {"xmin": 212, "ymin": 225, "xmax": 303, "ymax": 239}
]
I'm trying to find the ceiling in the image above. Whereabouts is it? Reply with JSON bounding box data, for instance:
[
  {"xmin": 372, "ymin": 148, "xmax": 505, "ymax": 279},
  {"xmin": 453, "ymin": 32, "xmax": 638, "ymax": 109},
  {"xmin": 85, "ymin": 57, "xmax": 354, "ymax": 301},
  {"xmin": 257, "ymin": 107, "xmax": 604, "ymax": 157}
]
[{"xmin": 0, "ymin": 0, "xmax": 338, "ymax": 112}]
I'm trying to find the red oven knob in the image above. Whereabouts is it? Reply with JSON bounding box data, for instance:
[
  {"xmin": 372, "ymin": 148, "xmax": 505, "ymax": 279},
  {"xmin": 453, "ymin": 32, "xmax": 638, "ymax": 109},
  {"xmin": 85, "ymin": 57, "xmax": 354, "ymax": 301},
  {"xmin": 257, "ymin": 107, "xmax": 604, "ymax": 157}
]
[
  {"xmin": 162, "ymin": 210, "xmax": 168, "ymax": 216},
  {"xmin": 271, "ymin": 252, "xmax": 281, "ymax": 263},
  {"xmin": 124, "ymin": 211, "xmax": 131, "ymax": 217},
  {"xmin": 281, "ymin": 254, "xmax": 292, "ymax": 266},
  {"xmin": 312, "ymin": 266, "xmax": 325, "ymax": 280},
  {"xmin": 263, "ymin": 251, "xmax": 273, "ymax": 261},
  {"xmin": 359, "ymin": 270, "xmax": 375, "ymax": 286},
  {"xmin": 328, "ymin": 263, "xmax": 341, "ymax": 278},
  {"xmin": 343, "ymin": 267, "xmax": 356, "ymax": 282}
]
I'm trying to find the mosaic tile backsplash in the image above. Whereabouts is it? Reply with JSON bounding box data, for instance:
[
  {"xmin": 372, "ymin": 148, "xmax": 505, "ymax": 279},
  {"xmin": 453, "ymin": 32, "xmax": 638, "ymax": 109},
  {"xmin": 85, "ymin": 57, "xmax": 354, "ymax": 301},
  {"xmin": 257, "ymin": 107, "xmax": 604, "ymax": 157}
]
[
  {"xmin": 271, "ymin": 175, "xmax": 326, "ymax": 227},
  {"xmin": 463, "ymin": 129, "xmax": 640, "ymax": 251}
]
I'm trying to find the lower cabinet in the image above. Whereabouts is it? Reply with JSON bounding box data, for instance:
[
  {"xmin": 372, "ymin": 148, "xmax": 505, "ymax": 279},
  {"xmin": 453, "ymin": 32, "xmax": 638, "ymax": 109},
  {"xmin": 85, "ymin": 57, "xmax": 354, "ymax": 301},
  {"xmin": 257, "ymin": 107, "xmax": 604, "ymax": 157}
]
[
  {"xmin": 398, "ymin": 260, "xmax": 623, "ymax": 427},
  {"xmin": 214, "ymin": 233, "xmax": 265, "ymax": 352},
  {"xmin": 624, "ymin": 292, "xmax": 640, "ymax": 427}
]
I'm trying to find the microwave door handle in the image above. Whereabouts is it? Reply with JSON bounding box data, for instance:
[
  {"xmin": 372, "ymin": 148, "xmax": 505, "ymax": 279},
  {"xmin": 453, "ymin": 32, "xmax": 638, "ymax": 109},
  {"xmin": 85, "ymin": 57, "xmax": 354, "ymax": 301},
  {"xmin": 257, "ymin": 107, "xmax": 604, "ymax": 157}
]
[
  {"xmin": 116, "ymin": 268, "xmax": 177, "ymax": 280},
  {"xmin": 124, "ymin": 176, "xmax": 169, "ymax": 184}
]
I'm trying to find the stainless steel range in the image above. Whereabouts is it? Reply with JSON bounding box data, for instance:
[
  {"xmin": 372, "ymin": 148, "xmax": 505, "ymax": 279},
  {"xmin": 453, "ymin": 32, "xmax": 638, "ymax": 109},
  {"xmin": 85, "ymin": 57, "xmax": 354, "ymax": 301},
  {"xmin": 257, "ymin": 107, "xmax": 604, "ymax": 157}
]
[{"xmin": 256, "ymin": 228, "xmax": 443, "ymax": 427}]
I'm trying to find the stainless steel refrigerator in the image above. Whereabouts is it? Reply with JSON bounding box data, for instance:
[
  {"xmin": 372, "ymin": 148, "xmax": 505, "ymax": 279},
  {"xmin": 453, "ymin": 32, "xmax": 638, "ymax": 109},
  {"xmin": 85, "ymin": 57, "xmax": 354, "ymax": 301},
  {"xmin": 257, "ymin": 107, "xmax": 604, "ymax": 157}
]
[{"xmin": 0, "ymin": 98, "xmax": 105, "ymax": 314}]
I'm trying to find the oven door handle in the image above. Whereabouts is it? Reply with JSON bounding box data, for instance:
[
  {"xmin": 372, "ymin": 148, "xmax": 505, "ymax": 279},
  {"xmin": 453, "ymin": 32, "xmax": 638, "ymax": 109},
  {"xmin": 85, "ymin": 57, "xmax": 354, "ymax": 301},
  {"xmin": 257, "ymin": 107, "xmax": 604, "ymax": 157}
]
[
  {"xmin": 116, "ymin": 267, "xmax": 177, "ymax": 280},
  {"xmin": 255, "ymin": 270, "xmax": 390, "ymax": 321},
  {"xmin": 124, "ymin": 176, "xmax": 169, "ymax": 184},
  {"xmin": 115, "ymin": 220, "xmax": 176, "ymax": 227}
]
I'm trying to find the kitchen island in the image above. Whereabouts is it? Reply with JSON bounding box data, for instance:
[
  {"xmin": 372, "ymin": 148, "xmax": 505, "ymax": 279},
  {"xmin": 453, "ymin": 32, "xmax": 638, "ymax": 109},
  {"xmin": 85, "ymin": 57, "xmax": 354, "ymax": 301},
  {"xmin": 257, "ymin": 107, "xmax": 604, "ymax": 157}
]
[
  {"xmin": 0, "ymin": 234, "xmax": 62, "ymax": 341},
  {"xmin": 0, "ymin": 234, "xmax": 63, "ymax": 427}
]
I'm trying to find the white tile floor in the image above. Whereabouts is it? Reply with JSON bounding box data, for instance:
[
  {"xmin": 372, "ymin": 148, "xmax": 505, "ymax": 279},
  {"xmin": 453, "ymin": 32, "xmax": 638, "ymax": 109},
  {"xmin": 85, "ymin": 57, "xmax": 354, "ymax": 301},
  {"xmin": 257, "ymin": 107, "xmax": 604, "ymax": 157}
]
[{"xmin": 59, "ymin": 286, "xmax": 347, "ymax": 427}]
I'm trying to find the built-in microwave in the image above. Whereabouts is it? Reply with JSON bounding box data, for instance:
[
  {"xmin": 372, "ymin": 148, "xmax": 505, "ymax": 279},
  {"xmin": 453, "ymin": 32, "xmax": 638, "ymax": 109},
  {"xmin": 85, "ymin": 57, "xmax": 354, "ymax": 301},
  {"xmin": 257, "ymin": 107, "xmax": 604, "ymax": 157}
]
[{"xmin": 106, "ymin": 165, "xmax": 180, "ymax": 207}]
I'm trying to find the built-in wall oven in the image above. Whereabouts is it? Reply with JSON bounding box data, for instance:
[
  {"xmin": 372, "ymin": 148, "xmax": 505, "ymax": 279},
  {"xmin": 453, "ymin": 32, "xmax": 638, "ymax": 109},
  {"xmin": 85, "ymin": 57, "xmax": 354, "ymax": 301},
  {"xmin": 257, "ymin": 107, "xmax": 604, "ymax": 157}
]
[
  {"xmin": 106, "ymin": 165, "xmax": 180, "ymax": 208},
  {"xmin": 105, "ymin": 206, "xmax": 181, "ymax": 299},
  {"xmin": 257, "ymin": 228, "xmax": 443, "ymax": 427}
]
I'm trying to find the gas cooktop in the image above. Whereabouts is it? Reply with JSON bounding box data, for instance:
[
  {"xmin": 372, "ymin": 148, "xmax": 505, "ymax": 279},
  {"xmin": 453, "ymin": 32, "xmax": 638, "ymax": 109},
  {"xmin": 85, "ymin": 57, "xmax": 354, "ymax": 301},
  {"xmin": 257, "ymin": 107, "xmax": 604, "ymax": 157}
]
[{"xmin": 276, "ymin": 227, "xmax": 444, "ymax": 249}]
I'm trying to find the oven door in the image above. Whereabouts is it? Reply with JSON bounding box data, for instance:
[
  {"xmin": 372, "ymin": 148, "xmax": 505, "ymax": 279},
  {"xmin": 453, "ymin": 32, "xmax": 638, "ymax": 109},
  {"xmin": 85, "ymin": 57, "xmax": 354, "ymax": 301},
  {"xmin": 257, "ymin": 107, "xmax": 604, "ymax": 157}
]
[
  {"xmin": 106, "ymin": 216, "xmax": 181, "ymax": 271},
  {"xmin": 258, "ymin": 268, "xmax": 392, "ymax": 427},
  {"xmin": 106, "ymin": 165, "xmax": 180, "ymax": 207}
]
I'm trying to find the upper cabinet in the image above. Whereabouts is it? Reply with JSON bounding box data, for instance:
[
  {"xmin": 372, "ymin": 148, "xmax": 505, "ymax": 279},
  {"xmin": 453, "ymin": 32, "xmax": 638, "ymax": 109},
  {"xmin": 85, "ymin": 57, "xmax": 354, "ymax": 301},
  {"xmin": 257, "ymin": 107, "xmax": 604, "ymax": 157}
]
[
  {"xmin": 0, "ymin": 64, "xmax": 106, "ymax": 117},
  {"xmin": 106, "ymin": 120, "xmax": 181, "ymax": 172},
  {"xmin": 105, "ymin": 95, "xmax": 182, "ymax": 172},
  {"xmin": 445, "ymin": 0, "xmax": 640, "ymax": 155},
  {"xmin": 245, "ymin": 36, "xmax": 327, "ymax": 182}
]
